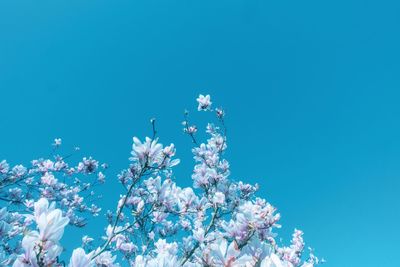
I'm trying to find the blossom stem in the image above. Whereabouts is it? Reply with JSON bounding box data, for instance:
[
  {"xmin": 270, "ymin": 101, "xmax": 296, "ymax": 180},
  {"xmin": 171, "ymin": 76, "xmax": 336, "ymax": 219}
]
[
  {"xmin": 91, "ymin": 165, "xmax": 147, "ymax": 260},
  {"xmin": 180, "ymin": 207, "xmax": 219, "ymax": 266}
]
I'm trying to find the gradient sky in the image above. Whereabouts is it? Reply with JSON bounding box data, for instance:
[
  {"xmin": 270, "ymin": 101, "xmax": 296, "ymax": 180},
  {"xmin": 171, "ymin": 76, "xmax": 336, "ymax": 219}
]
[{"xmin": 1, "ymin": 1, "xmax": 400, "ymax": 266}]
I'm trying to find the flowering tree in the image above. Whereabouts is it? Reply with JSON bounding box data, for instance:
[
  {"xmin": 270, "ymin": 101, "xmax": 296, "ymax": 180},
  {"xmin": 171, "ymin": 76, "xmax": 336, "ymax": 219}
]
[{"xmin": 0, "ymin": 95, "xmax": 322, "ymax": 267}]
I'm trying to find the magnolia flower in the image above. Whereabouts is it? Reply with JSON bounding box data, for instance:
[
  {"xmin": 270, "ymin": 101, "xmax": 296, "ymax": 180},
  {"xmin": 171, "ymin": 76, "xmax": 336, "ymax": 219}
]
[
  {"xmin": 186, "ymin": 125, "xmax": 197, "ymax": 134},
  {"xmin": 34, "ymin": 198, "xmax": 69, "ymax": 242},
  {"xmin": 136, "ymin": 200, "xmax": 145, "ymax": 213},
  {"xmin": 212, "ymin": 191, "xmax": 225, "ymax": 205},
  {"xmin": 12, "ymin": 165, "xmax": 27, "ymax": 177},
  {"xmin": 203, "ymin": 238, "xmax": 253, "ymax": 266},
  {"xmin": 193, "ymin": 227, "xmax": 205, "ymax": 243},
  {"xmin": 77, "ymin": 157, "xmax": 99, "ymax": 174},
  {"xmin": 154, "ymin": 239, "xmax": 178, "ymax": 255},
  {"xmin": 215, "ymin": 108, "xmax": 225, "ymax": 118},
  {"xmin": 14, "ymin": 219, "xmax": 64, "ymax": 266},
  {"xmin": 41, "ymin": 172, "xmax": 58, "ymax": 186},
  {"xmin": 119, "ymin": 242, "xmax": 136, "ymax": 254},
  {"xmin": 53, "ymin": 138, "xmax": 62, "ymax": 147},
  {"xmin": 97, "ymin": 172, "xmax": 106, "ymax": 183},
  {"xmin": 69, "ymin": 248, "xmax": 94, "ymax": 267},
  {"xmin": 131, "ymin": 137, "xmax": 163, "ymax": 166},
  {"xmin": 93, "ymin": 249, "xmax": 118, "ymax": 267},
  {"xmin": 13, "ymin": 234, "xmax": 39, "ymax": 267},
  {"xmin": 134, "ymin": 242, "xmax": 179, "ymax": 267},
  {"xmin": 196, "ymin": 94, "xmax": 212, "ymax": 111}
]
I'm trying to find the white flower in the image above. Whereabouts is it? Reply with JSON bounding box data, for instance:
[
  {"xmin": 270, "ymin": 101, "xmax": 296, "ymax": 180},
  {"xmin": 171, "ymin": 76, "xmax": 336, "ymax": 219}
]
[
  {"xmin": 33, "ymin": 198, "xmax": 69, "ymax": 242},
  {"xmin": 14, "ymin": 230, "xmax": 63, "ymax": 267},
  {"xmin": 12, "ymin": 165, "xmax": 27, "ymax": 177},
  {"xmin": 93, "ymin": 249, "xmax": 118, "ymax": 267},
  {"xmin": 97, "ymin": 172, "xmax": 106, "ymax": 183},
  {"xmin": 260, "ymin": 253, "xmax": 287, "ymax": 267},
  {"xmin": 148, "ymin": 254, "xmax": 178, "ymax": 267},
  {"xmin": 136, "ymin": 200, "xmax": 145, "ymax": 213},
  {"xmin": 41, "ymin": 172, "xmax": 58, "ymax": 186},
  {"xmin": 212, "ymin": 192, "xmax": 225, "ymax": 205},
  {"xmin": 13, "ymin": 234, "xmax": 39, "ymax": 267},
  {"xmin": 24, "ymin": 199, "xmax": 34, "ymax": 209},
  {"xmin": 193, "ymin": 227, "xmax": 205, "ymax": 243},
  {"xmin": 154, "ymin": 239, "xmax": 178, "ymax": 255},
  {"xmin": 133, "ymin": 255, "xmax": 146, "ymax": 267},
  {"xmin": 134, "ymin": 241, "xmax": 179, "ymax": 267},
  {"xmin": 205, "ymin": 238, "xmax": 253, "ymax": 266},
  {"xmin": 197, "ymin": 94, "xmax": 212, "ymax": 111},
  {"xmin": 130, "ymin": 137, "xmax": 163, "ymax": 166},
  {"xmin": 69, "ymin": 248, "xmax": 94, "ymax": 267},
  {"xmin": 119, "ymin": 242, "xmax": 136, "ymax": 253},
  {"xmin": 54, "ymin": 138, "xmax": 62, "ymax": 147}
]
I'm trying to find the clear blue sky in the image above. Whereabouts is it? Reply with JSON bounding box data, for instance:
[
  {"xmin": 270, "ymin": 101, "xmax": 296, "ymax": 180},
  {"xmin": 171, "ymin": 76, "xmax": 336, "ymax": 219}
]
[{"xmin": 1, "ymin": 1, "xmax": 399, "ymax": 266}]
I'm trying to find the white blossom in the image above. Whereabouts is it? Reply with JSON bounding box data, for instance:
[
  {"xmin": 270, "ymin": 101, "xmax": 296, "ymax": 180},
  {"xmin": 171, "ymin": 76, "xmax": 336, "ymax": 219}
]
[
  {"xmin": 69, "ymin": 248, "xmax": 94, "ymax": 267},
  {"xmin": 196, "ymin": 94, "xmax": 212, "ymax": 111},
  {"xmin": 1, "ymin": 94, "xmax": 321, "ymax": 267}
]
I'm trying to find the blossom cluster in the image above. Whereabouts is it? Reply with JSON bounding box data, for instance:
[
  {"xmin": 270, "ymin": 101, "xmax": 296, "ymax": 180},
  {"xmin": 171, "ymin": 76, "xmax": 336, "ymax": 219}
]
[
  {"xmin": 0, "ymin": 141, "xmax": 105, "ymax": 263},
  {"xmin": 0, "ymin": 95, "xmax": 322, "ymax": 266}
]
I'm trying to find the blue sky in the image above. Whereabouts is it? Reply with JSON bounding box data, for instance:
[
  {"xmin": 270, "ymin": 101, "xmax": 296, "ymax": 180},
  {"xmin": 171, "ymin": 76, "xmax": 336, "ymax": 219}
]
[{"xmin": 1, "ymin": 0, "xmax": 400, "ymax": 266}]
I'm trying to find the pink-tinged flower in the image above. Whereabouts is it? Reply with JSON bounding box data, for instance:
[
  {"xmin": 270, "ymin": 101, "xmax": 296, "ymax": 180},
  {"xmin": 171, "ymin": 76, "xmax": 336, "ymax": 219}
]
[
  {"xmin": 13, "ymin": 229, "xmax": 63, "ymax": 267},
  {"xmin": 277, "ymin": 229, "xmax": 305, "ymax": 266},
  {"xmin": 136, "ymin": 200, "xmax": 145, "ymax": 213},
  {"xmin": 12, "ymin": 234, "xmax": 39, "ymax": 267},
  {"xmin": 215, "ymin": 108, "xmax": 225, "ymax": 118},
  {"xmin": 40, "ymin": 172, "xmax": 58, "ymax": 186},
  {"xmin": 196, "ymin": 94, "xmax": 212, "ymax": 111},
  {"xmin": 204, "ymin": 238, "xmax": 253, "ymax": 267},
  {"xmin": 119, "ymin": 242, "xmax": 136, "ymax": 253},
  {"xmin": 24, "ymin": 199, "xmax": 35, "ymax": 209},
  {"xmin": 93, "ymin": 249, "xmax": 118, "ymax": 267},
  {"xmin": 185, "ymin": 125, "xmax": 197, "ymax": 134},
  {"xmin": 33, "ymin": 198, "xmax": 69, "ymax": 242},
  {"xmin": 77, "ymin": 157, "xmax": 99, "ymax": 174},
  {"xmin": 130, "ymin": 137, "xmax": 163, "ymax": 166},
  {"xmin": 68, "ymin": 248, "xmax": 94, "ymax": 267}
]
